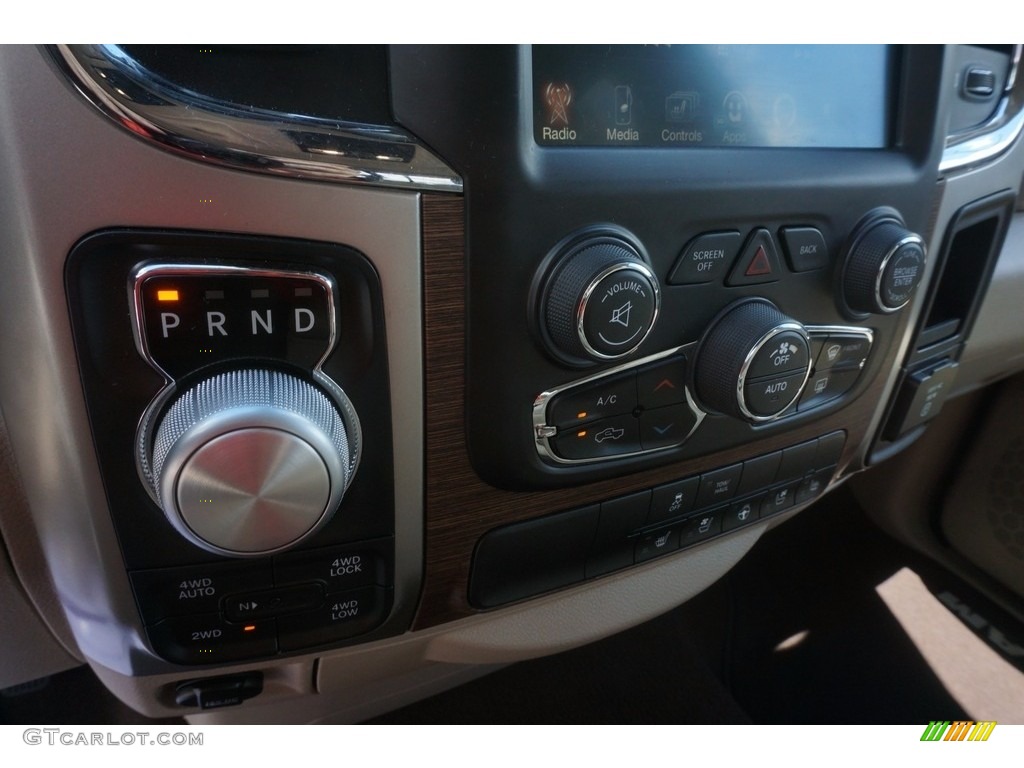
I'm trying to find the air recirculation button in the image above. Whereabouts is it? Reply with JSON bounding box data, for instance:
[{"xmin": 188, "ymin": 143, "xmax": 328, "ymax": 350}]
[{"xmin": 139, "ymin": 369, "xmax": 360, "ymax": 557}]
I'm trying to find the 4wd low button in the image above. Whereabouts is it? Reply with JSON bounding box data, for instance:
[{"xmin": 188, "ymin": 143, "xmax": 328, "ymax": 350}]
[{"xmin": 580, "ymin": 267, "xmax": 658, "ymax": 358}]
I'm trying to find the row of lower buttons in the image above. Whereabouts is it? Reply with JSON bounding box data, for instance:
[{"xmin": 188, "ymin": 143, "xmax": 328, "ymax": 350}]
[
  {"xmin": 470, "ymin": 431, "xmax": 845, "ymax": 608},
  {"xmin": 130, "ymin": 540, "xmax": 392, "ymax": 664},
  {"xmin": 635, "ymin": 469, "xmax": 833, "ymax": 562},
  {"xmin": 668, "ymin": 226, "xmax": 828, "ymax": 286},
  {"xmin": 147, "ymin": 586, "xmax": 389, "ymax": 665}
]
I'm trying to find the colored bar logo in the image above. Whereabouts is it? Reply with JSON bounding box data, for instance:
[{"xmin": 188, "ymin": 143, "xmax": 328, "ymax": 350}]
[{"xmin": 920, "ymin": 720, "xmax": 996, "ymax": 741}]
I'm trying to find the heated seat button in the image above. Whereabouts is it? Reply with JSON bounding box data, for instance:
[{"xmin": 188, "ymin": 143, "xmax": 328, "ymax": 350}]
[
  {"xmin": 222, "ymin": 584, "xmax": 324, "ymax": 622},
  {"xmin": 553, "ymin": 414, "xmax": 641, "ymax": 460},
  {"xmin": 760, "ymin": 485, "xmax": 798, "ymax": 517},
  {"xmin": 635, "ymin": 526, "xmax": 680, "ymax": 562},
  {"xmin": 680, "ymin": 509, "xmax": 724, "ymax": 546},
  {"xmin": 147, "ymin": 614, "xmax": 277, "ymax": 665},
  {"xmin": 548, "ymin": 373, "xmax": 637, "ymax": 428},
  {"xmin": 131, "ymin": 562, "xmax": 274, "ymax": 625},
  {"xmin": 277, "ymin": 587, "xmax": 388, "ymax": 651},
  {"xmin": 668, "ymin": 231, "xmax": 742, "ymax": 285},
  {"xmin": 639, "ymin": 403, "xmax": 699, "ymax": 450},
  {"xmin": 796, "ymin": 469, "xmax": 834, "ymax": 505},
  {"xmin": 780, "ymin": 227, "xmax": 829, "ymax": 272}
]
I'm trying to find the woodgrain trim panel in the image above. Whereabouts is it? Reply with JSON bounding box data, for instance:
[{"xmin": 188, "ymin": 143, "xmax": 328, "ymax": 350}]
[{"xmin": 416, "ymin": 194, "xmax": 912, "ymax": 629}]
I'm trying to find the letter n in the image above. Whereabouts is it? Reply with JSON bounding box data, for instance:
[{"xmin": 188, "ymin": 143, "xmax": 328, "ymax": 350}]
[{"xmin": 920, "ymin": 721, "xmax": 949, "ymax": 741}]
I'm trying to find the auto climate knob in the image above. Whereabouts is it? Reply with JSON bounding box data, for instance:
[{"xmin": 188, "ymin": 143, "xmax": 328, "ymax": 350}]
[
  {"xmin": 139, "ymin": 369, "xmax": 360, "ymax": 557},
  {"xmin": 694, "ymin": 299, "xmax": 811, "ymax": 422},
  {"xmin": 541, "ymin": 231, "xmax": 660, "ymax": 364},
  {"xmin": 841, "ymin": 210, "xmax": 926, "ymax": 316}
]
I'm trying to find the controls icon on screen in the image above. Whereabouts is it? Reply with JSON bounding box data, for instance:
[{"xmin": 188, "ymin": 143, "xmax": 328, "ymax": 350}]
[
  {"xmin": 614, "ymin": 85, "xmax": 633, "ymax": 125},
  {"xmin": 665, "ymin": 91, "xmax": 699, "ymax": 123}
]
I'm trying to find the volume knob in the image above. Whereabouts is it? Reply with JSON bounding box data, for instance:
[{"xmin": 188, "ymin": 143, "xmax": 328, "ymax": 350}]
[
  {"xmin": 542, "ymin": 233, "xmax": 660, "ymax": 364},
  {"xmin": 140, "ymin": 369, "xmax": 359, "ymax": 557}
]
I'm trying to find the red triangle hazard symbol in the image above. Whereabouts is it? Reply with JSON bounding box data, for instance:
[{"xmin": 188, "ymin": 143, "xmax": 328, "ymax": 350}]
[{"xmin": 745, "ymin": 245, "xmax": 773, "ymax": 277}]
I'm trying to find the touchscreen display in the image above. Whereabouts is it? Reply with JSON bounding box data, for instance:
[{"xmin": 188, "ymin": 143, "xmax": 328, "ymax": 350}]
[{"xmin": 533, "ymin": 45, "xmax": 895, "ymax": 149}]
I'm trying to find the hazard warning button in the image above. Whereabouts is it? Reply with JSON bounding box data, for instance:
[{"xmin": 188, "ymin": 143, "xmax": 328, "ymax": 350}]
[{"xmin": 726, "ymin": 229, "xmax": 782, "ymax": 286}]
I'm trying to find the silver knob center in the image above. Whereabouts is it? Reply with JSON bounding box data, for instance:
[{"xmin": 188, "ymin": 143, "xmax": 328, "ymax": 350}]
[{"xmin": 142, "ymin": 369, "xmax": 359, "ymax": 557}]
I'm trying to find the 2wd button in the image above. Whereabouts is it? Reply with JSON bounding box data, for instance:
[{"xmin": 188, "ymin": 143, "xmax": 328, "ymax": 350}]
[{"xmin": 146, "ymin": 614, "xmax": 277, "ymax": 665}]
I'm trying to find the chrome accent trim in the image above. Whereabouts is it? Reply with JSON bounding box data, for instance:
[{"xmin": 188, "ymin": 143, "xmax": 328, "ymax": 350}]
[
  {"xmin": 874, "ymin": 234, "xmax": 926, "ymax": 313},
  {"xmin": 575, "ymin": 261, "xmax": 661, "ymax": 361},
  {"xmin": 52, "ymin": 45, "xmax": 463, "ymax": 194},
  {"xmin": 735, "ymin": 323, "xmax": 811, "ymax": 423},
  {"xmin": 805, "ymin": 325, "xmax": 876, "ymax": 346},
  {"xmin": 1006, "ymin": 44, "xmax": 1022, "ymax": 91},
  {"xmin": 942, "ymin": 45, "xmax": 1024, "ymax": 174},
  {"xmin": 533, "ymin": 344, "xmax": 705, "ymax": 465},
  {"xmin": 129, "ymin": 263, "xmax": 339, "ymax": 383}
]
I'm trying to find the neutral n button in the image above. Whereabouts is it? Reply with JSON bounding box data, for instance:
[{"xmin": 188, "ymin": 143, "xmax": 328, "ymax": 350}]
[{"xmin": 251, "ymin": 309, "xmax": 273, "ymax": 335}]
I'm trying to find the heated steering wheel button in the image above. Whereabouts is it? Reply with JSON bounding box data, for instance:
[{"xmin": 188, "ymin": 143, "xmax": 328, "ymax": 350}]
[
  {"xmin": 548, "ymin": 374, "xmax": 637, "ymax": 428},
  {"xmin": 747, "ymin": 332, "xmax": 809, "ymax": 379}
]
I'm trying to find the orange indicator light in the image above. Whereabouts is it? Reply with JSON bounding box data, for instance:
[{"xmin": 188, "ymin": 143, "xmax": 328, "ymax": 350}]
[
  {"xmin": 243, "ymin": 625, "xmax": 256, "ymax": 632},
  {"xmin": 577, "ymin": 430, "xmax": 587, "ymax": 438},
  {"xmin": 157, "ymin": 289, "xmax": 180, "ymax": 302},
  {"xmin": 577, "ymin": 411, "xmax": 587, "ymax": 419}
]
